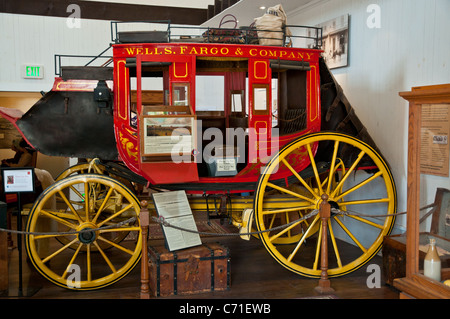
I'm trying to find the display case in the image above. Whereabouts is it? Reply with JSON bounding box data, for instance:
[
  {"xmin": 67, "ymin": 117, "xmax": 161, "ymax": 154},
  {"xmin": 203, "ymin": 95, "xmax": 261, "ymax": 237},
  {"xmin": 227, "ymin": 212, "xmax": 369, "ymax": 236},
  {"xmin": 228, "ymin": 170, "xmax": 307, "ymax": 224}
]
[{"xmin": 395, "ymin": 84, "xmax": 450, "ymax": 299}]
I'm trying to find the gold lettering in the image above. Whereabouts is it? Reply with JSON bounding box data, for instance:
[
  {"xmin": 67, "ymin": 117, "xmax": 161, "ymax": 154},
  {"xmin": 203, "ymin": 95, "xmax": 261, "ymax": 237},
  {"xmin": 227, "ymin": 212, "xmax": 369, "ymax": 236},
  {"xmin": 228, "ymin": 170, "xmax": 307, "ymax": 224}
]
[
  {"xmin": 200, "ymin": 47, "xmax": 208, "ymax": 55},
  {"xmin": 235, "ymin": 47, "xmax": 243, "ymax": 55},
  {"xmin": 125, "ymin": 48, "xmax": 135, "ymax": 55},
  {"xmin": 220, "ymin": 47, "xmax": 229, "ymax": 55},
  {"xmin": 288, "ymin": 52, "xmax": 296, "ymax": 58},
  {"xmin": 279, "ymin": 51, "xmax": 287, "ymax": 58},
  {"xmin": 211, "ymin": 47, "xmax": 218, "ymax": 54},
  {"xmin": 189, "ymin": 47, "xmax": 199, "ymax": 55},
  {"xmin": 180, "ymin": 46, "xmax": 187, "ymax": 54},
  {"xmin": 164, "ymin": 47, "xmax": 173, "ymax": 54},
  {"xmin": 154, "ymin": 47, "xmax": 161, "ymax": 55},
  {"xmin": 136, "ymin": 48, "xmax": 143, "ymax": 55},
  {"xmin": 297, "ymin": 52, "xmax": 304, "ymax": 59},
  {"xmin": 260, "ymin": 49, "xmax": 267, "ymax": 57},
  {"xmin": 306, "ymin": 52, "xmax": 314, "ymax": 59},
  {"xmin": 249, "ymin": 48, "xmax": 258, "ymax": 56},
  {"xmin": 268, "ymin": 50, "xmax": 277, "ymax": 57}
]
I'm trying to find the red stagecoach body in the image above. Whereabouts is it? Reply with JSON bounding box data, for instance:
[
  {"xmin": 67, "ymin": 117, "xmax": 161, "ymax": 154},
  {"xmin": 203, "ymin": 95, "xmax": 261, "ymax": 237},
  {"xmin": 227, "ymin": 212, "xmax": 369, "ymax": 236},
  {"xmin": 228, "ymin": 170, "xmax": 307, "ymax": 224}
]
[{"xmin": 111, "ymin": 42, "xmax": 321, "ymax": 190}]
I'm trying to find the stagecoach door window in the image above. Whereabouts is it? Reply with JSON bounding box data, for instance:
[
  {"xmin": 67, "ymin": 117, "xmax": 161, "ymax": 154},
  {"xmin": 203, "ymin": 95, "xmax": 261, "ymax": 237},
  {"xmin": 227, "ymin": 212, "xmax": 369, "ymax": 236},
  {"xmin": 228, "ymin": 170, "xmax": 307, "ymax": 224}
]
[
  {"xmin": 231, "ymin": 90, "xmax": 244, "ymax": 115},
  {"xmin": 172, "ymin": 83, "xmax": 189, "ymax": 106},
  {"xmin": 252, "ymin": 84, "xmax": 269, "ymax": 115}
]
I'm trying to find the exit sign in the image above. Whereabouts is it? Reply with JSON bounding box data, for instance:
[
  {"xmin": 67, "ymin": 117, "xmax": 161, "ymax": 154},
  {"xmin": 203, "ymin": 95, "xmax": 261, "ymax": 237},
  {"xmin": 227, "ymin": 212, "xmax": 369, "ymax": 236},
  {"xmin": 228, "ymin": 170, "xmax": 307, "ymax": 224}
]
[{"xmin": 22, "ymin": 65, "xmax": 44, "ymax": 79}]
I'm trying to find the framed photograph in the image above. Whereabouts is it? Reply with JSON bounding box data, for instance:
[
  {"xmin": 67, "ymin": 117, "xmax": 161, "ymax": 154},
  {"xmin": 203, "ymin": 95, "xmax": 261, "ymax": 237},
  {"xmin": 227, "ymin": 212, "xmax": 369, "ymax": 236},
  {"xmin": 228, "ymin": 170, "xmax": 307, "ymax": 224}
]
[
  {"xmin": 316, "ymin": 14, "xmax": 349, "ymax": 69},
  {"xmin": 141, "ymin": 116, "xmax": 195, "ymax": 156}
]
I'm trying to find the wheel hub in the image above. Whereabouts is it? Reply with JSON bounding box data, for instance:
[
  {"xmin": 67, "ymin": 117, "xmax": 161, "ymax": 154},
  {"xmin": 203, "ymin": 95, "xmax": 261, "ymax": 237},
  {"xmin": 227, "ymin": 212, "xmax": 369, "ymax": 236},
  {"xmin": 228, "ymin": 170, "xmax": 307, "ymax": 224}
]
[
  {"xmin": 317, "ymin": 195, "xmax": 340, "ymax": 216},
  {"xmin": 77, "ymin": 223, "xmax": 98, "ymax": 244},
  {"xmin": 328, "ymin": 200, "xmax": 340, "ymax": 215}
]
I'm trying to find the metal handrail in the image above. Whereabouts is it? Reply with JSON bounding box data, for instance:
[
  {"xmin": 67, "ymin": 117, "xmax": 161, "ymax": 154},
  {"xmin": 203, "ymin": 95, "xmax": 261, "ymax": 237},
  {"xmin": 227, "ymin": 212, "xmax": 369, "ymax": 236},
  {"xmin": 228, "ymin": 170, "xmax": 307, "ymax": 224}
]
[{"xmin": 110, "ymin": 20, "xmax": 323, "ymax": 49}]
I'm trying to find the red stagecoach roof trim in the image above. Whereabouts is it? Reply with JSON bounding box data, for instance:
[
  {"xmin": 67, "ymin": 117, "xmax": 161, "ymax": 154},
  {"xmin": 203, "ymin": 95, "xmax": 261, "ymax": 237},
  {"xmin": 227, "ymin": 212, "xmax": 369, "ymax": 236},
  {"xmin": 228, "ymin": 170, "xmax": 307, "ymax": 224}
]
[{"xmin": 112, "ymin": 42, "xmax": 322, "ymax": 62}]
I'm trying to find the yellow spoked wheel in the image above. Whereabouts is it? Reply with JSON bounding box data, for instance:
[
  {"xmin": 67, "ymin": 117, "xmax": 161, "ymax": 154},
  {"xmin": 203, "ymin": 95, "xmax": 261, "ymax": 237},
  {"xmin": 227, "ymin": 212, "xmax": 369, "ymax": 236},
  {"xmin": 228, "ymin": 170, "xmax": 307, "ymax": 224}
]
[
  {"xmin": 254, "ymin": 132, "xmax": 396, "ymax": 278},
  {"xmin": 55, "ymin": 162, "xmax": 103, "ymax": 181},
  {"xmin": 25, "ymin": 174, "xmax": 142, "ymax": 290}
]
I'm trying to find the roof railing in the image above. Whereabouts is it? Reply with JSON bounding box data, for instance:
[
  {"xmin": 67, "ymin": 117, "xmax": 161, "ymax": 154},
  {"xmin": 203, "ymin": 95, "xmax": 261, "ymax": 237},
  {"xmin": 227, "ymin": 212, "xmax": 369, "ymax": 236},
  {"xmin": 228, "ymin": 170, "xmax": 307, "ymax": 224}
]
[{"xmin": 110, "ymin": 20, "xmax": 322, "ymax": 49}]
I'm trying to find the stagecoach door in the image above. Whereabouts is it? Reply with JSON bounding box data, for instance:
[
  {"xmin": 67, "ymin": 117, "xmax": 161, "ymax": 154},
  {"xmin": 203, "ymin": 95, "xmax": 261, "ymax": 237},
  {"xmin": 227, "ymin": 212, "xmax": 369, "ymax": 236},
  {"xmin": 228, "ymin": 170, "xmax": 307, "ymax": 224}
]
[
  {"xmin": 135, "ymin": 54, "xmax": 199, "ymax": 184},
  {"xmin": 248, "ymin": 58, "xmax": 273, "ymax": 165}
]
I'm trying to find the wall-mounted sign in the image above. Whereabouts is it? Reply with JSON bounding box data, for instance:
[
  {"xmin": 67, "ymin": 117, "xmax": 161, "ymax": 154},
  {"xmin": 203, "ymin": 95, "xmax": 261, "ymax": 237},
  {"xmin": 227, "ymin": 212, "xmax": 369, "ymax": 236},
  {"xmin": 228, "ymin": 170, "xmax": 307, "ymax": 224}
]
[{"xmin": 22, "ymin": 64, "xmax": 44, "ymax": 79}]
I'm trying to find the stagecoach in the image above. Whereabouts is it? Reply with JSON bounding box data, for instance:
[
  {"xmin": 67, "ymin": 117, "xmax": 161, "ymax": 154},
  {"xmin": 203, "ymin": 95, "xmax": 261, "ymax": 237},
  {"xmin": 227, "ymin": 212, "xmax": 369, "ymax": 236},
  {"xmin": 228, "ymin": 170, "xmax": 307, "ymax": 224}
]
[{"xmin": 0, "ymin": 21, "xmax": 396, "ymax": 290}]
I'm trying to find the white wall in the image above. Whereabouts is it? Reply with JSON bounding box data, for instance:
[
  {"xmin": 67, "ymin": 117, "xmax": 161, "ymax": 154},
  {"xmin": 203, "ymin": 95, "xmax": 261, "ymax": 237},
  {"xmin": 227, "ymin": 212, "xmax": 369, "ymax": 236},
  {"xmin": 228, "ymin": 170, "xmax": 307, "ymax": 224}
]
[
  {"xmin": 0, "ymin": 13, "xmax": 113, "ymax": 92},
  {"xmin": 287, "ymin": 0, "xmax": 450, "ymax": 231}
]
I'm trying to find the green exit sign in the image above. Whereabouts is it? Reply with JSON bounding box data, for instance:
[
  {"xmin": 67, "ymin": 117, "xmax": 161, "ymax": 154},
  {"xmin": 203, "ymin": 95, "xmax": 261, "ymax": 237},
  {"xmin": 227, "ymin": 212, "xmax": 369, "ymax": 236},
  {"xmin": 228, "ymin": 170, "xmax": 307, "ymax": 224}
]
[{"xmin": 22, "ymin": 65, "xmax": 44, "ymax": 79}]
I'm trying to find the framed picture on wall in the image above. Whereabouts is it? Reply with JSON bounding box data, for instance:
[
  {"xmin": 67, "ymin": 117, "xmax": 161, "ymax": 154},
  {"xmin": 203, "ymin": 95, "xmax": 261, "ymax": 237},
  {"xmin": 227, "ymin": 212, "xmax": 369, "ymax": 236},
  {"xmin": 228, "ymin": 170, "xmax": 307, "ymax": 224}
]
[{"xmin": 316, "ymin": 14, "xmax": 350, "ymax": 69}]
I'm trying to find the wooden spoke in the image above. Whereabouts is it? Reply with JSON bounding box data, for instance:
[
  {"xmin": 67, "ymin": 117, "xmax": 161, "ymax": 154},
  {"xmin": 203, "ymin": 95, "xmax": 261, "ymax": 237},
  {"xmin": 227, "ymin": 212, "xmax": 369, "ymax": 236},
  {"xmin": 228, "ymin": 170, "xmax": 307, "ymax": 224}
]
[
  {"xmin": 333, "ymin": 216, "xmax": 367, "ymax": 253},
  {"xmin": 334, "ymin": 171, "xmax": 383, "ymax": 201},
  {"xmin": 39, "ymin": 210, "xmax": 79, "ymax": 230},
  {"xmin": 42, "ymin": 238, "xmax": 79, "ymax": 264},
  {"xmin": 306, "ymin": 143, "xmax": 323, "ymax": 195},
  {"xmin": 266, "ymin": 182, "xmax": 317, "ymax": 204},
  {"xmin": 281, "ymin": 158, "xmax": 320, "ymax": 200},
  {"xmin": 97, "ymin": 236, "xmax": 135, "ymax": 255}
]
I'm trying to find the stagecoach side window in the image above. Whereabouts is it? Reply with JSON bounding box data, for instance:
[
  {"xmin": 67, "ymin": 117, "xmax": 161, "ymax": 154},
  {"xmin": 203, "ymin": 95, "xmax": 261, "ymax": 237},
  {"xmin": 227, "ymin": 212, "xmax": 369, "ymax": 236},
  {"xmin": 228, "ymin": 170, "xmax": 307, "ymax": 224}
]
[
  {"xmin": 129, "ymin": 75, "xmax": 165, "ymax": 127},
  {"xmin": 271, "ymin": 78, "xmax": 278, "ymax": 128},
  {"xmin": 276, "ymin": 68, "xmax": 308, "ymax": 135},
  {"xmin": 252, "ymin": 84, "xmax": 269, "ymax": 115},
  {"xmin": 195, "ymin": 75, "xmax": 225, "ymax": 112},
  {"xmin": 172, "ymin": 83, "xmax": 190, "ymax": 106}
]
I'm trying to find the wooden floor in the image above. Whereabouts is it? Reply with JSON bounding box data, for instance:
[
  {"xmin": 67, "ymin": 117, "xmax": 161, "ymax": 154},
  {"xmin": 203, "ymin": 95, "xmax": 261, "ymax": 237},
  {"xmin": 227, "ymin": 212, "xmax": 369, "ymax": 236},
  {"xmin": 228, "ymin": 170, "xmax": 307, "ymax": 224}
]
[{"xmin": 1, "ymin": 222, "xmax": 400, "ymax": 301}]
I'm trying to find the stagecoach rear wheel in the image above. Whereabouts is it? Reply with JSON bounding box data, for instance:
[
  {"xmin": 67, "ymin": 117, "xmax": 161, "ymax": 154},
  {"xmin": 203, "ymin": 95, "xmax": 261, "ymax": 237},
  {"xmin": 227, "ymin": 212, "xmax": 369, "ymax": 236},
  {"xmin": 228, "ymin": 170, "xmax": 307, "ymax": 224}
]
[
  {"xmin": 25, "ymin": 174, "xmax": 142, "ymax": 290},
  {"xmin": 254, "ymin": 132, "xmax": 396, "ymax": 278}
]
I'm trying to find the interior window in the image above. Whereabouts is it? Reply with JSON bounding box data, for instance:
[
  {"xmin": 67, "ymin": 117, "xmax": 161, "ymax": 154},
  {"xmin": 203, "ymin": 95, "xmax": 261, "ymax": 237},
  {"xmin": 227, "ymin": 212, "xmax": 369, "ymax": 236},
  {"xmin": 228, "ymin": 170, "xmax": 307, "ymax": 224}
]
[
  {"xmin": 195, "ymin": 75, "xmax": 225, "ymax": 111},
  {"xmin": 129, "ymin": 75, "xmax": 165, "ymax": 126},
  {"xmin": 276, "ymin": 69, "xmax": 308, "ymax": 135},
  {"xmin": 172, "ymin": 83, "xmax": 189, "ymax": 106}
]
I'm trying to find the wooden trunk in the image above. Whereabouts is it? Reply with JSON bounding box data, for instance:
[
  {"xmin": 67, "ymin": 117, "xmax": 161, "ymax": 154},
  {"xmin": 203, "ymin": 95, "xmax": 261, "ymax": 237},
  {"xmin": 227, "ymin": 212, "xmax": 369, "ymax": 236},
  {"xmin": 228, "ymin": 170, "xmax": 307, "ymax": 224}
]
[
  {"xmin": 148, "ymin": 242, "xmax": 230, "ymax": 297},
  {"xmin": 383, "ymin": 233, "xmax": 450, "ymax": 286}
]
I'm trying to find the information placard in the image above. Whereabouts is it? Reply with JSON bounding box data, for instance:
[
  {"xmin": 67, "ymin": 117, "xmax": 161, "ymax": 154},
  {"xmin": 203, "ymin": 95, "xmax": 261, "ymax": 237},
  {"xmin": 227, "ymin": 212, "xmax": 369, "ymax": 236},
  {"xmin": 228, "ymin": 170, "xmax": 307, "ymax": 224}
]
[
  {"xmin": 152, "ymin": 190, "xmax": 201, "ymax": 251},
  {"xmin": 420, "ymin": 104, "xmax": 450, "ymax": 176},
  {"xmin": 2, "ymin": 167, "xmax": 35, "ymax": 193}
]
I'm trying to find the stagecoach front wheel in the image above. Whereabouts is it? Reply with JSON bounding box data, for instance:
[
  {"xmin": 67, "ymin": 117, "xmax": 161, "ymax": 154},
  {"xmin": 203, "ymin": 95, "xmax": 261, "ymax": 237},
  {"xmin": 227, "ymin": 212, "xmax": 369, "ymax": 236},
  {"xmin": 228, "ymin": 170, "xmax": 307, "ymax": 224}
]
[
  {"xmin": 25, "ymin": 174, "xmax": 142, "ymax": 290},
  {"xmin": 254, "ymin": 132, "xmax": 396, "ymax": 278}
]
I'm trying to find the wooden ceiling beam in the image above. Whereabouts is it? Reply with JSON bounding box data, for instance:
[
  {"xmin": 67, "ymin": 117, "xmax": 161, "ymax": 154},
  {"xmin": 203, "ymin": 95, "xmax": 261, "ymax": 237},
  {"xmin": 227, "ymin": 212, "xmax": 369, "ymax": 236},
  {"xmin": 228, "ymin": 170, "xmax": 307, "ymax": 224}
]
[{"xmin": 0, "ymin": 0, "xmax": 208, "ymax": 25}]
